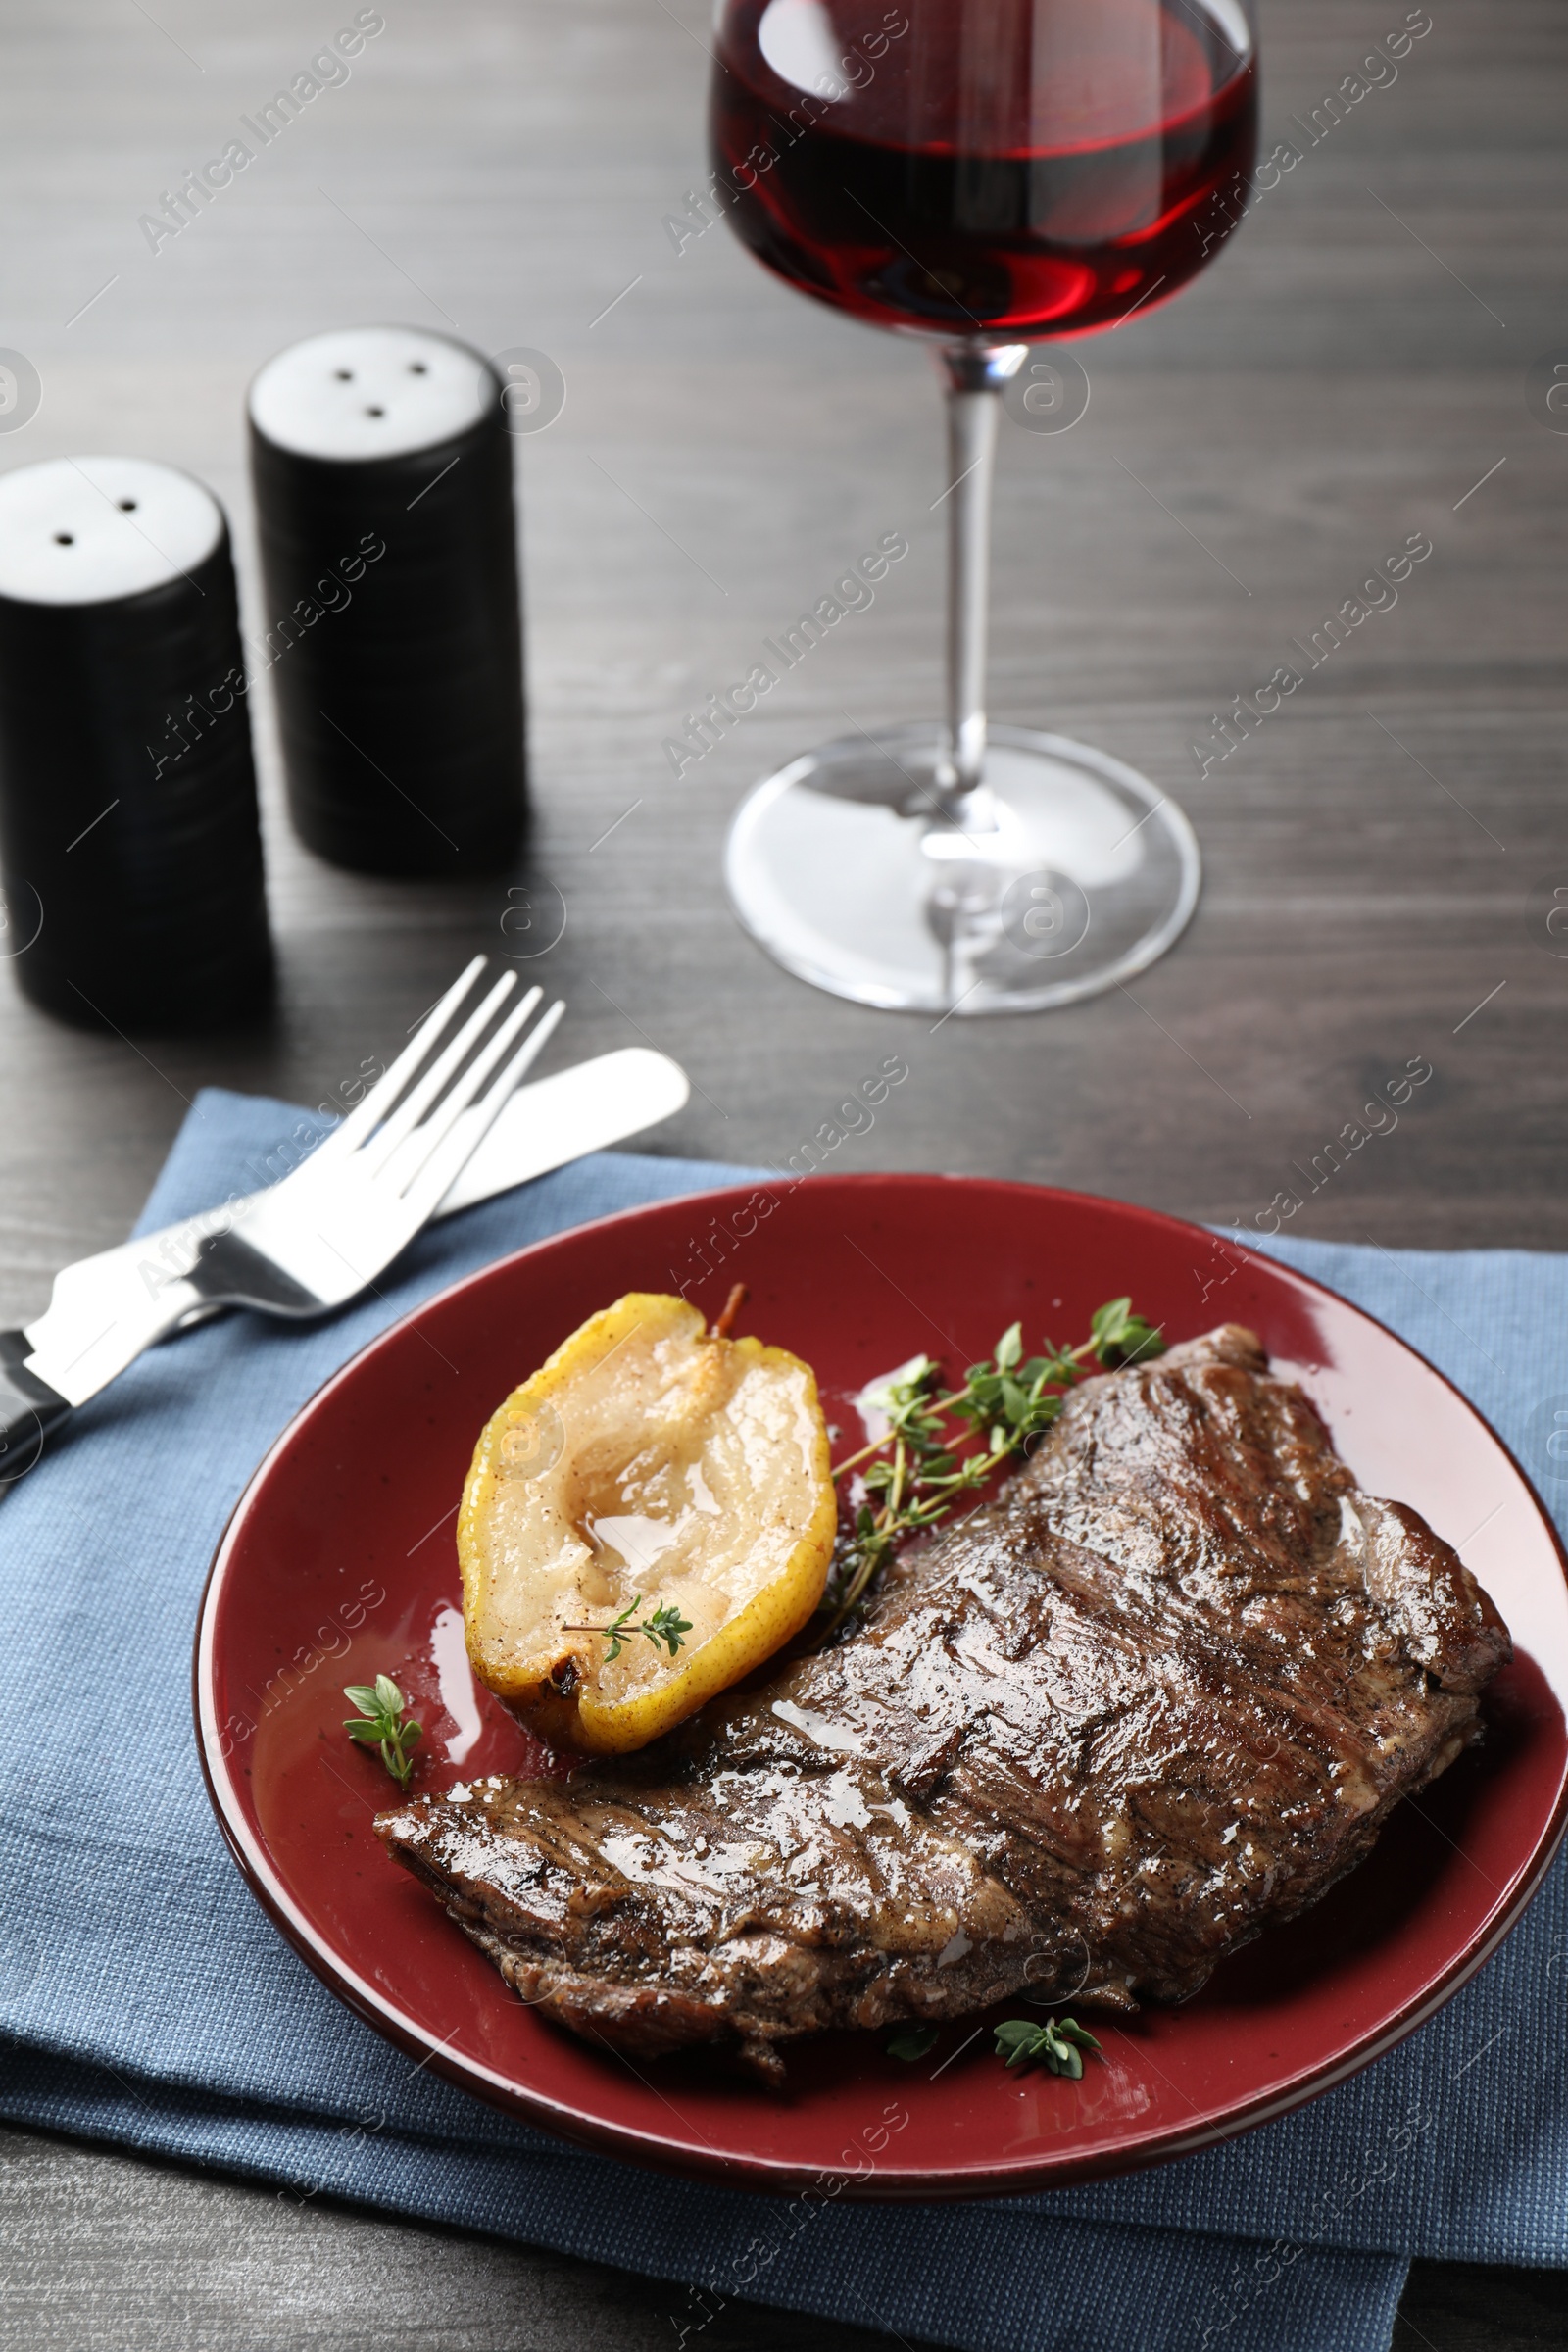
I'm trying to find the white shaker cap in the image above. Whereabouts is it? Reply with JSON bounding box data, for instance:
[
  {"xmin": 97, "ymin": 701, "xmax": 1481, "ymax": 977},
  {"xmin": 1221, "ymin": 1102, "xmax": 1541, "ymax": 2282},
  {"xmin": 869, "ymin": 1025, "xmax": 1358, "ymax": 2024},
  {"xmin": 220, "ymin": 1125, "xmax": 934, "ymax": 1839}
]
[
  {"xmin": 248, "ymin": 325, "xmax": 493, "ymax": 462},
  {"xmin": 0, "ymin": 456, "xmax": 223, "ymax": 607}
]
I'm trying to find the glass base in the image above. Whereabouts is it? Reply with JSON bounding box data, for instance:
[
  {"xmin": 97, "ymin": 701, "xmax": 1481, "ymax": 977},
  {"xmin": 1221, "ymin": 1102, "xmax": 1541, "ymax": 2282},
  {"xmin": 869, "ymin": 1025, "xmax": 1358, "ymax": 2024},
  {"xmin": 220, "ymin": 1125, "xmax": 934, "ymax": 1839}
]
[{"xmin": 723, "ymin": 724, "xmax": 1201, "ymax": 1015}]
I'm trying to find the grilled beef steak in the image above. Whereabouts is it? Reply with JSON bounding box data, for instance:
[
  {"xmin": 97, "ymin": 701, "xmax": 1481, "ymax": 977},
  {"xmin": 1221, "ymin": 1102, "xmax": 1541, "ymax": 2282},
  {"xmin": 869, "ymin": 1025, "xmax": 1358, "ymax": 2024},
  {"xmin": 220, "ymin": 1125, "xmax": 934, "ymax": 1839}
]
[{"xmin": 377, "ymin": 1327, "xmax": 1510, "ymax": 2080}]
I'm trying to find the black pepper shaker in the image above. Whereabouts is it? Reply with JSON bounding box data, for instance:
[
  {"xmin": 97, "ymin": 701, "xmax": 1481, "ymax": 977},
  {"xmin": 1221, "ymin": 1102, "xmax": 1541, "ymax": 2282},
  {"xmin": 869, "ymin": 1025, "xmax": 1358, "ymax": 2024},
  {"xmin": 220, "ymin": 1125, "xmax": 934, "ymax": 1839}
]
[
  {"xmin": 247, "ymin": 324, "xmax": 526, "ymax": 877},
  {"xmin": 0, "ymin": 454, "xmax": 271, "ymax": 1031}
]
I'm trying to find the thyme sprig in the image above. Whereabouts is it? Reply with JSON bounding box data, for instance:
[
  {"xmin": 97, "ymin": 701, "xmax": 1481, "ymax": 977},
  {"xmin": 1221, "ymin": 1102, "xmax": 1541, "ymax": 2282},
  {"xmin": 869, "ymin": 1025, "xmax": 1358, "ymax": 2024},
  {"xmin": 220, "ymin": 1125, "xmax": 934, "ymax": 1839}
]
[
  {"xmin": 343, "ymin": 1674, "xmax": 422, "ymax": 1787},
  {"xmin": 564, "ymin": 1592, "xmax": 694, "ymax": 1663},
  {"xmin": 824, "ymin": 1298, "xmax": 1163, "ymax": 1628},
  {"xmin": 994, "ymin": 2016, "xmax": 1103, "ymax": 2080}
]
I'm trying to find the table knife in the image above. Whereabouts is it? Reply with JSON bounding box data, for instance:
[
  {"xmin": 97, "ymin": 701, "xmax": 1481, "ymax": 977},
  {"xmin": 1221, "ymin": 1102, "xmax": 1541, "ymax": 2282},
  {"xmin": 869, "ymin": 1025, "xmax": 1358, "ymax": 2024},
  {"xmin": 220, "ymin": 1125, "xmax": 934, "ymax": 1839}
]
[{"xmin": 0, "ymin": 1045, "xmax": 688, "ymax": 1479}]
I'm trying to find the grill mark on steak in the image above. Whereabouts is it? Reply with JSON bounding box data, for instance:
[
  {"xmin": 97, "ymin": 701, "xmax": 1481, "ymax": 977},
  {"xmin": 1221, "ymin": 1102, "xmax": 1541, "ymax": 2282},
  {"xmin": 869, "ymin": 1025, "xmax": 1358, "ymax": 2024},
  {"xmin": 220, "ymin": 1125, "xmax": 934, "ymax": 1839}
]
[{"xmin": 376, "ymin": 1326, "xmax": 1511, "ymax": 2082}]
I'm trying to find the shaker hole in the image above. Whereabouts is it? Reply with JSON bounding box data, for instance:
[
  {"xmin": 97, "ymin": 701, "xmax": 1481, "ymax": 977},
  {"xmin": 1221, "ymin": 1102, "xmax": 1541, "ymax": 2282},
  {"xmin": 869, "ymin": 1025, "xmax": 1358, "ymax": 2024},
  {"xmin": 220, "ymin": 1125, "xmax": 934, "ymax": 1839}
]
[
  {"xmin": 409, "ymin": 362, "xmax": 427, "ymax": 373},
  {"xmin": 366, "ymin": 405, "xmax": 385, "ymax": 416},
  {"xmin": 334, "ymin": 368, "xmax": 354, "ymax": 380},
  {"xmin": 118, "ymin": 498, "xmax": 137, "ymax": 511},
  {"xmin": 54, "ymin": 531, "xmax": 74, "ymax": 545}
]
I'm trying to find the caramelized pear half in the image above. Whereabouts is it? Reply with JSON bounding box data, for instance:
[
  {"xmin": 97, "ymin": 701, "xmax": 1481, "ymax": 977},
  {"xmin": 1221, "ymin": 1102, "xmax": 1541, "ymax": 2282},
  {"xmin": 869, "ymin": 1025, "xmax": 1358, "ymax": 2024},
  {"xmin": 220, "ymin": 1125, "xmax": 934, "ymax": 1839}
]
[{"xmin": 459, "ymin": 1293, "xmax": 836, "ymax": 1753}]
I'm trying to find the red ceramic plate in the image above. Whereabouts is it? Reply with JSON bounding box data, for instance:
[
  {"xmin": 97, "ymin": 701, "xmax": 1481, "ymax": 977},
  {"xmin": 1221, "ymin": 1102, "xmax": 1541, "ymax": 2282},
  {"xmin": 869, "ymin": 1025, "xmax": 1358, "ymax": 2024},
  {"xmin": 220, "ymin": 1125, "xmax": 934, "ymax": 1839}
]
[{"xmin": 194, "ymin": 1178, "xmax": 1568, "ymax": 2199}]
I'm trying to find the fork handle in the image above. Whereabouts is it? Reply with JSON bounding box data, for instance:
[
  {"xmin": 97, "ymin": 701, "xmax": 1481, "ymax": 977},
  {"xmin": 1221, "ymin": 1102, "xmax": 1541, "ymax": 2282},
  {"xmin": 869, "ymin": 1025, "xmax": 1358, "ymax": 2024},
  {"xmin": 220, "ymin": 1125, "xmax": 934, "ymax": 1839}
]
[{"xmin": 0, "ymin": 1330, "xmax": 72, "ymax": 1490}]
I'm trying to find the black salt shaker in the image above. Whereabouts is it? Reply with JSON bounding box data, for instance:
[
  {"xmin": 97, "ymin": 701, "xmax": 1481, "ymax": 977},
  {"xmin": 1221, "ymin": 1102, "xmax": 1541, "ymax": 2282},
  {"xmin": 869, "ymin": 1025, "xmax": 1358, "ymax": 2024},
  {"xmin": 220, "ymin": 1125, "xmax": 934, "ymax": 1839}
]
[
  {"xmin": 0, "ymin": 455, "xmax": 271, "ymax": 1031},
  {"xmin": 248, "ymin": 325, "xmax": 526, "ymax": 877}
]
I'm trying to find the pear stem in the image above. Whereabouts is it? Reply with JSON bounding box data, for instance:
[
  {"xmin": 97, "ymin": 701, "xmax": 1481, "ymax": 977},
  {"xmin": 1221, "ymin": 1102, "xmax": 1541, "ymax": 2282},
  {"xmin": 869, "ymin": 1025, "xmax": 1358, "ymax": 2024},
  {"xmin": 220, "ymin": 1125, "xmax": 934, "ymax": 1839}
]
[{"xmin": 711, "ymin": 1283, "xmax": 749, "ymax": 1340}]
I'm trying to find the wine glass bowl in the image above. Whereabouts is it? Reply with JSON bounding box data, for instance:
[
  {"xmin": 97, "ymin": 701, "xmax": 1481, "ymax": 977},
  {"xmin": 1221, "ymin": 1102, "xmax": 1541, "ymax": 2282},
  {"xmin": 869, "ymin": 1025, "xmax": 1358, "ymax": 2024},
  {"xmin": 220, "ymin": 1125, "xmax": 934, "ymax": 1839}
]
[
  {"xmin": 711, "ymin": 0, "xmax": 1257, "ymax": 341},
  {"xmin": 711, "ymin": 0, "xmax": 1257, "ymax": 1013}
]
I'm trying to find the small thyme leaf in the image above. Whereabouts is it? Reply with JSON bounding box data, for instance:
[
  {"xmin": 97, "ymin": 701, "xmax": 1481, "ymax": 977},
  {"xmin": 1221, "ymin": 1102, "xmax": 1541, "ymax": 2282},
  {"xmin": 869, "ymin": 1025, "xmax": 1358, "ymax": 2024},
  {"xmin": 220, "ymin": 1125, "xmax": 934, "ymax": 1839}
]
[
  {"xmin": 886, "ymin": 2026, "xmax": 939, "ymax": 2062},
  {"xmin": 1089, "ymin": 1297, "xmax": 1166, "ymax": 1368},
  {"xmin": 342, "ymin": 1676, "xmax": 421, "ymax": 1787},
  {"xmin": 994, "ymin": 2019, "xmax": 1042, "ymax": 2068},
  {"xmin": 1089, "ymin": 1295, "xmax": 1133, "ymax": 1344}
]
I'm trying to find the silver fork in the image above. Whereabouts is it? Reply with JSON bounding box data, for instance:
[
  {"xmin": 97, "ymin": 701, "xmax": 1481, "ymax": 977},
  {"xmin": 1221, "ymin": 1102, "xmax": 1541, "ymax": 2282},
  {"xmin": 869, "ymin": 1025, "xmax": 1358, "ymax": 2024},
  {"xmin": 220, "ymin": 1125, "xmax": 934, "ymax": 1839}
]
[
  {"xmin": 184, "ymin": 956, "xmax": 562, "ymax": 1316},
  {"xmin": 5, "ymin": 957, "xmax": 563, "ymax": 1442}
]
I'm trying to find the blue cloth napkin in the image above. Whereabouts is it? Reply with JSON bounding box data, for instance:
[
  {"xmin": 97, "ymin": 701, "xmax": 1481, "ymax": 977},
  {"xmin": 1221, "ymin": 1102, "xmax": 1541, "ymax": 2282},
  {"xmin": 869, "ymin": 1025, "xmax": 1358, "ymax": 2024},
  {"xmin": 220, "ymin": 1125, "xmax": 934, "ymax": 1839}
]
[{"xmin": 3, "ymin": 1091, "xmax": 1561, "ymax": 2352}]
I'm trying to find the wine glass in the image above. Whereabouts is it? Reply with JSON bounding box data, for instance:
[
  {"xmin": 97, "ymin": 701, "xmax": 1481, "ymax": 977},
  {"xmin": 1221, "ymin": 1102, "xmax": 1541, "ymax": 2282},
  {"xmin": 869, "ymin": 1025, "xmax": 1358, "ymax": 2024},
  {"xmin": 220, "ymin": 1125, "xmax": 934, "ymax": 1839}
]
[{"xmin": 710, "ymin": 0, "xmax": 1257, "ymax": 1013}]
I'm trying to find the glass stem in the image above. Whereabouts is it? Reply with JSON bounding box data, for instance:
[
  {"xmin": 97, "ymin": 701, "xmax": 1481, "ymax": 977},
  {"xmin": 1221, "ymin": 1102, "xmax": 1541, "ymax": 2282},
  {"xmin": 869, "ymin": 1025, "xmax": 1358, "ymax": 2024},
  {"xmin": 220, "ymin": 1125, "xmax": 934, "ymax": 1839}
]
[{"xmin": 936, "ymin": 342, "xmax": 1030, "ymax": 819}]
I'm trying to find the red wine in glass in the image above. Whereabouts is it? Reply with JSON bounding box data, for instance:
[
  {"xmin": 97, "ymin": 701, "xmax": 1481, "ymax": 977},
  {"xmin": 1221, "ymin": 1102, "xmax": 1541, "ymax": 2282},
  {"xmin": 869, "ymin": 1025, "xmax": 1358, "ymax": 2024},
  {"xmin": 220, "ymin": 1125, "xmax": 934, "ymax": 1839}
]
[
  {"xmin": 712, "ymin": 0, "xmax": 1256, "ymax": 338},
  {"xmin": 710, "ymin": 0, "xmax": 1259, "ymax": 1014}
]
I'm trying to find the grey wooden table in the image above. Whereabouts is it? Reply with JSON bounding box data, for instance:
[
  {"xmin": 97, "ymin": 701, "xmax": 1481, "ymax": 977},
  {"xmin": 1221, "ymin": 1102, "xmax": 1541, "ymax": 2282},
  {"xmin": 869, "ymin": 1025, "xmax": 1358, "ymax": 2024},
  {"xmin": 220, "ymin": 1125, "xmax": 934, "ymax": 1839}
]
[{"xmin": 0, "ymin": 0, "xmax": 1562, "ymax": 2343}]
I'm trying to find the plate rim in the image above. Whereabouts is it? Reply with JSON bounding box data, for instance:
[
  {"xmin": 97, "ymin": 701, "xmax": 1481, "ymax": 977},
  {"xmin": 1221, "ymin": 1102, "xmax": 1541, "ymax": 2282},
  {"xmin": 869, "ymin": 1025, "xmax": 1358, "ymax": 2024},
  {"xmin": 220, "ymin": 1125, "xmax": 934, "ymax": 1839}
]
[{"xmin": 193, "ymin": 1172, "xmax": 1568, "ymax": 2200}]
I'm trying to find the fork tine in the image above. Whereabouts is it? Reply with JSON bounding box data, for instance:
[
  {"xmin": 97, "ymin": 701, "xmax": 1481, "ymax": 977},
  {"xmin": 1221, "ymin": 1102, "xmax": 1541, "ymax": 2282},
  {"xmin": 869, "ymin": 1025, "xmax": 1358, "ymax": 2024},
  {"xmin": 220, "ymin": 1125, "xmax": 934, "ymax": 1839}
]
[
  {"xmin": 401, "ymin": 999, "xmax": 566, "ymax": 1217},
  {"xmin": 388, "ymin": 988, "xmax": 543, "ymax": 1191},
  {"xmin": 356, "ymin": 973, "xmax": 528, "ymax": 1176},
  {"xmin": 312, "ymin": 956, "xmax": 489, "ymax": 1165}
]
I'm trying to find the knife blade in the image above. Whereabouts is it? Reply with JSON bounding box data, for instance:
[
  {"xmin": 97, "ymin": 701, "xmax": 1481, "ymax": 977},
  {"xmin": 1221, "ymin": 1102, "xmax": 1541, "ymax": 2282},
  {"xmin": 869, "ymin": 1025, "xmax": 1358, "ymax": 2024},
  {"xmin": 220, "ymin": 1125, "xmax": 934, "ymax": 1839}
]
[{"xmin": 15, "ymin": 1046, "xmax": 689, "ymax": 1410}]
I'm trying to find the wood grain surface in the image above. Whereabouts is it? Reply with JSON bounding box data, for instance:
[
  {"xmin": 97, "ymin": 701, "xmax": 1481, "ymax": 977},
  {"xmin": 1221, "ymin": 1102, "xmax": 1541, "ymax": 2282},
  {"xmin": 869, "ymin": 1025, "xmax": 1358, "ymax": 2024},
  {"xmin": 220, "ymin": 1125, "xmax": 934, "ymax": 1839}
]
[{"xmin": 0, "ymin": 0, "xmax": 1563, "ymax": 2345}]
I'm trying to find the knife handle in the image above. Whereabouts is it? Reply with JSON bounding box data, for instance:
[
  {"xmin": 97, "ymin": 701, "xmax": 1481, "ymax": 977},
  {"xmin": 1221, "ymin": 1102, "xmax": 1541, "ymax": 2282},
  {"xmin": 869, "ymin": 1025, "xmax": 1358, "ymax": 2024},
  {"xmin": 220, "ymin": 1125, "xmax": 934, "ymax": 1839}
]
[{"xmin": 0, "ymin": 1329, "xmax": 72, "ymax": 1488}]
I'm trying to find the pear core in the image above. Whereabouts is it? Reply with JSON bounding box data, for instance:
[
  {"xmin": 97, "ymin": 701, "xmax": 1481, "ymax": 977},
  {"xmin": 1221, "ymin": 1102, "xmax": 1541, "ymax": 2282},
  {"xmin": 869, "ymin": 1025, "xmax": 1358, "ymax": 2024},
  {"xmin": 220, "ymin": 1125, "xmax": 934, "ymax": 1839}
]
[{"xmin": 459, "ymin": 1294, "xmax": 837, "ymax": 1753}]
